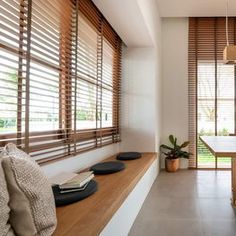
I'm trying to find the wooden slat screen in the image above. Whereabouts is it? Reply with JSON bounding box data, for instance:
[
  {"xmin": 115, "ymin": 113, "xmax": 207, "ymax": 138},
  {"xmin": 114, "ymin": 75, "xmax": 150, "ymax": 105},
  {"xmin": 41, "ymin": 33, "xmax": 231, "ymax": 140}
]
[
  {"xmin": 188, "ymin": 17, "xmax": 236, "ymax": 168},
  {"xmin": 0, "ymin": 0, "xmax": 122, "ymax": 163},
  {"xmin": 0, "ymin": 0, "xmax": 29, "ymax": 149}
]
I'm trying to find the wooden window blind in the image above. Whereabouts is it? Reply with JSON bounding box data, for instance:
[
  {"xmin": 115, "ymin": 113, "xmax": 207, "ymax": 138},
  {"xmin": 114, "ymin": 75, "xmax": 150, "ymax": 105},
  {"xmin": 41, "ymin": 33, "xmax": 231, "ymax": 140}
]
[
  {"xmin": 0, "ymin": 0, "xmax": 122, "ymax": 163},
  {"xmin": 188, "ymin": 17, "xmax": 236, "ymax": 168}
]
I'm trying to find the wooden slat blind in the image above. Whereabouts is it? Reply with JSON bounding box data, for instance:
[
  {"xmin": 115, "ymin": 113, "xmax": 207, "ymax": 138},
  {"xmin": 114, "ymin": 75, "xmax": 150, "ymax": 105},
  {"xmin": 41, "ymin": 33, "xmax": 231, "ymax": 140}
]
[
  {"xmin": 188, "ymin": 17, "xmax": 236, "ymax": 168},
  {"xmin": 0, "ymin": 0, "xmax": 29, "ymax": 148},
  {"xmin": 188, "ymin": 18, "xmax": 198, "ymax": 168},
  {"xmin": 0, "ymin": 0, "xmax": 122, "ymax": 163}
]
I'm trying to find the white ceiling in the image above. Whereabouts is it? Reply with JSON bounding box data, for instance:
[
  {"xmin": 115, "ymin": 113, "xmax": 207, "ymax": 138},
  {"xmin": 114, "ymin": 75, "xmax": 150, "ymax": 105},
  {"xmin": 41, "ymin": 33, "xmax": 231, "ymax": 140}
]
[
  {"xmin": 93, "ymin": 0, "xmax": 154, "ymax": 47},
  {"xmin": 156, "ymin": 0, "xmax": 236, "ymax": 17},
  {"xmin": 93, "ymin": 0, "xmax": 236, "ymax": 47}
]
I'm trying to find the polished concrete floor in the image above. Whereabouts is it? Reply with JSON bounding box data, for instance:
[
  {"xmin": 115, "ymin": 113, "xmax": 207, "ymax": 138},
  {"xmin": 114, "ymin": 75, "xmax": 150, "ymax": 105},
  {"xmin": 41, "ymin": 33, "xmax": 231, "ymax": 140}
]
[{"xmin": 129, "ymin": 170, "xmax": 236, "ymax": 236}]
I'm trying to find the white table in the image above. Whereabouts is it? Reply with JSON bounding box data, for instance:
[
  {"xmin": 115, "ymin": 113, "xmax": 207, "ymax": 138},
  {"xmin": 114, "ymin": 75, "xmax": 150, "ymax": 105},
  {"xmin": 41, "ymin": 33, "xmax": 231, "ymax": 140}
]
[{"xmin": 200, "ymin": 136, "xmax": 236, "ymax": 206}]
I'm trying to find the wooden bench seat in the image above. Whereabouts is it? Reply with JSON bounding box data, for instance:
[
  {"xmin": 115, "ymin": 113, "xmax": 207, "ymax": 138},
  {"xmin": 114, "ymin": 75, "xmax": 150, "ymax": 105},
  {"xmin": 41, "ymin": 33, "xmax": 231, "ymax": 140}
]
[{"xmin": 53, "ymin": 152, "xmax": 157, "ymax": 236}]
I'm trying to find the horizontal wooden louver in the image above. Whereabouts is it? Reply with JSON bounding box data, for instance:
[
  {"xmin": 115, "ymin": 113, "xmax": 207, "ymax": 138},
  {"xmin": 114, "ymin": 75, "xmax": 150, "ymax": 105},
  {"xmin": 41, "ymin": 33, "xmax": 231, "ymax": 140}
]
[
  {"xmin": 78, "ymin": 0, "xmax": 101, "ymax": 31},
  {"xmin": 0, "ymin": 0, "xmax": 122, "ymax": 163},
  {"xmin": 28, "ymin": 0, "xmax": 75, "ymax": 161},
  {"xmin": 0, "ymin": 0, "xmax": 29, "ymax": 149}
]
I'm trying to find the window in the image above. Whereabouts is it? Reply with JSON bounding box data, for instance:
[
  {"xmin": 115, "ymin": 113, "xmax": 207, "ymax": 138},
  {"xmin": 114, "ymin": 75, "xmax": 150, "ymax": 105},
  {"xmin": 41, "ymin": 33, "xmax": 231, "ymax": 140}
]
[
  {"xmin": 197, "ymin": 61, "xmax": 234, "ymax": 168},
  {"xmin": 188, "ymin": 17, "xmax": 236, "ymax": 169},
  {"xmin": 0, "ymin": 0, "xmax": 122, "ymax": 163}
]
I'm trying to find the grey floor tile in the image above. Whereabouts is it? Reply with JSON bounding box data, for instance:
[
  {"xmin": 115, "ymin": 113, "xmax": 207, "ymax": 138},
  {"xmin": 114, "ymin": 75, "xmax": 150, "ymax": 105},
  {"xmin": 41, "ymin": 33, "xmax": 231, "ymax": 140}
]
[
  {"xmin": 198, "ymin": 198, "xmax": 236, "ymax": 220},
  {"xmin": 129, "ymin": 219, "xmax": 204, "ymax": 236},
  {"xmin": 129, "ymin": 170, "xmax": 236, "ymax": 236},
  {"xmin": 140, "ymin": 196, "xmax": 200, "ymax": 220},
  {"xmin": 201, "ymin": 220, "xmax": 236, "ymax": 236}
]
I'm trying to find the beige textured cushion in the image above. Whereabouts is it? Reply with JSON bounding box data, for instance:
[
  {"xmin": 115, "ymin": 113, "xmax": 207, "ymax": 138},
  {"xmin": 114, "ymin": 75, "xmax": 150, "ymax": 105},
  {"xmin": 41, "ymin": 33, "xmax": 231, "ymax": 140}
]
[
  {"xmin": 2, "ymin": 144, "xmax": 57, "ymax": 236},
  {"xmin": 0, "ymin": 149, "xmax": 15, "ymax": 236}
]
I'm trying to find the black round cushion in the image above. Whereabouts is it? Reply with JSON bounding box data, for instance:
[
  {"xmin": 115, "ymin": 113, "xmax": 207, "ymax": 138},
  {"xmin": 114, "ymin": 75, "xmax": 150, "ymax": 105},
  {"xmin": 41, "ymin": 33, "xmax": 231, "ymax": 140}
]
[
  {"xmin": 52, "ymin": 180, "xmax": 98, "ymax": 207},
  {"xmin": 90, "ymin": 161, "xmax": 125, "ymax": 175},
  {"xmin": 116, "ymin": 152, "xmax": 142, "ymax": 160}
]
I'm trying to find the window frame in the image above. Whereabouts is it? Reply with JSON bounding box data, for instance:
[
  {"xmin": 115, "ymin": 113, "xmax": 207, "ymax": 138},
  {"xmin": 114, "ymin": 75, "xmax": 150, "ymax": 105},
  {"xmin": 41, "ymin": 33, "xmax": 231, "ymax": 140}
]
[
  {"xmin": 188, "ymin": 17, "xmax": 236, "ymax": 169},
  {"xmin": 0, "ymin": 0, "xmax": 122, "ymax": 163}
]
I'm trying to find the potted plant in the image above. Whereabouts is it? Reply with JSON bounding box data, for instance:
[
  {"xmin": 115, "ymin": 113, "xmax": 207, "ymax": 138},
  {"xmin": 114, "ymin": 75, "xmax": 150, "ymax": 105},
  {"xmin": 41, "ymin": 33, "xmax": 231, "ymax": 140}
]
[{"xmin": 160, "ymin": 135, "xmax": 191, "ymax": 172}]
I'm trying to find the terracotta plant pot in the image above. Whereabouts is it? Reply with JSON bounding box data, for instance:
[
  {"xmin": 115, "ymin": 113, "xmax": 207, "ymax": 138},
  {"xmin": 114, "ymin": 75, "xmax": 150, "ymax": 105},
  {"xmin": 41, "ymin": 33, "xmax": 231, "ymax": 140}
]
[{"xmin": 165, "ymin": 158, "xmax": 180, "ymax": 172}]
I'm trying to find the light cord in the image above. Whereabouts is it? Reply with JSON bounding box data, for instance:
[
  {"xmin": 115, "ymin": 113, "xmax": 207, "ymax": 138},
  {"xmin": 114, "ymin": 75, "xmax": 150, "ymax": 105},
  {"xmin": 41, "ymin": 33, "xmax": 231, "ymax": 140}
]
[{"xmin": 226, "ymin": 0, "xmax": 229, "ymax": 46}]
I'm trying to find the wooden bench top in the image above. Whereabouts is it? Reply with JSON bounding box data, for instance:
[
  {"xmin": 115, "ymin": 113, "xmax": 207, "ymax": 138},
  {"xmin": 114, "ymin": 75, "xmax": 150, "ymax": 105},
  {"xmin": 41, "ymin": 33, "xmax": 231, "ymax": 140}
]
[{"xmin": 53, "ymin": 152, "xmax": 157, "ymax": 236}]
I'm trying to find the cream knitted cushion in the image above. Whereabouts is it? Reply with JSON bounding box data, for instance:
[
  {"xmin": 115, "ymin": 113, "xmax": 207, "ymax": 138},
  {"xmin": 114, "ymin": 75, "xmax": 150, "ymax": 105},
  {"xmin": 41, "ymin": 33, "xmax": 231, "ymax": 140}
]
[
  {"xmin": 0, "ymin": 149, "xmax": 15, "ymax": 236},
  {"xmin": 2, "ymin": 144, "xmax": 57, "ymax": 236}
]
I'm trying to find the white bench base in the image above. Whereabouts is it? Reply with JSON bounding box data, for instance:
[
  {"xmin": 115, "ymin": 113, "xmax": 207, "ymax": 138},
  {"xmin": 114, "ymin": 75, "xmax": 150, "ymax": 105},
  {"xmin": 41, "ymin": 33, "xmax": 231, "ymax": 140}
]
[{"xmin": 100, "ymin": 159, "xmax": 158, "ymax": 236}]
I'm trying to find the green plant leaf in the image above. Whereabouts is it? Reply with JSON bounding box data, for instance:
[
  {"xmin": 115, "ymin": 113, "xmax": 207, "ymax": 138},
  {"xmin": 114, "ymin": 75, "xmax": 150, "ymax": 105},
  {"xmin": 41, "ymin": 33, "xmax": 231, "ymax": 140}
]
[
  {"xmin": 180, "ymin": 151, "xmax": 190, "ymax": 159},
  {"xmin": 174, "ymin": 137, "xmax": 177, "ymax": 147},
  {"xmin": 180, "ymin": 141, "xmax": 190, "ymax": 148},
  {"xmin": 160, "ymin": 144, "xmax": 173, "ymax": 151},
  {"xmin": 161, "ymin": 135, "xmax": 191, "ymax": 159},
  {"xmin": 169, "ymin": 135, "xmax": 175, "ymax": 145}
]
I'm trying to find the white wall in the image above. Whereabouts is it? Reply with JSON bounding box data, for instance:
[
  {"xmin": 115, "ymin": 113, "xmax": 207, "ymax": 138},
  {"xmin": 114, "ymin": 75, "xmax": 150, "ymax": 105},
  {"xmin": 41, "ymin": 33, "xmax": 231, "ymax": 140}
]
[
  {"xmin": 161, "ymin": 18, "xmax": 189, "ymax": 168},
  {"xmin": 120, "ymin": 47, "xmax": 157, "ymax": 152},
  {"xmin": 41, "ymin": 144, "xmax": 119, "ymax": 177},
  {"xmin": 120, "ymin": 0, "xmax": 162, "ymax": 155},
  {"xmin": 137, "ymin": 0, "xmax": 162, "ymax": 152}
]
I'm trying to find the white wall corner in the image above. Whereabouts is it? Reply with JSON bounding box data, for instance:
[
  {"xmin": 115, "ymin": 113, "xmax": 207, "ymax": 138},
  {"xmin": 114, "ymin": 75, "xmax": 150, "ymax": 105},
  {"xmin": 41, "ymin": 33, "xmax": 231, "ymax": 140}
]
[{"xmin": 161, "ymin": 18, "xmax": 189, "ymax": 169}]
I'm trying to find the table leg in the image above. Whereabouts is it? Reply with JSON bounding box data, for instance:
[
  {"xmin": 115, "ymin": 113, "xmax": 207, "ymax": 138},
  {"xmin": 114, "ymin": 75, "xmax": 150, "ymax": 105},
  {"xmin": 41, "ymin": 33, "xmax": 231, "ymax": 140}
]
[{"xmin": 231, "ymin": 158, "xmax": 236, "ymax": 207}]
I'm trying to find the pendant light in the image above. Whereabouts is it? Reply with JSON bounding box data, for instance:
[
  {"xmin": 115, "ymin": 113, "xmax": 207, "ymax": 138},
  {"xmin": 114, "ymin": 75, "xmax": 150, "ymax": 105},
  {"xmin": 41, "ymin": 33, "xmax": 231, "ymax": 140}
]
[{"xmin": 223, "ymin": 0, "xmax": 236, "ymax": 64}]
